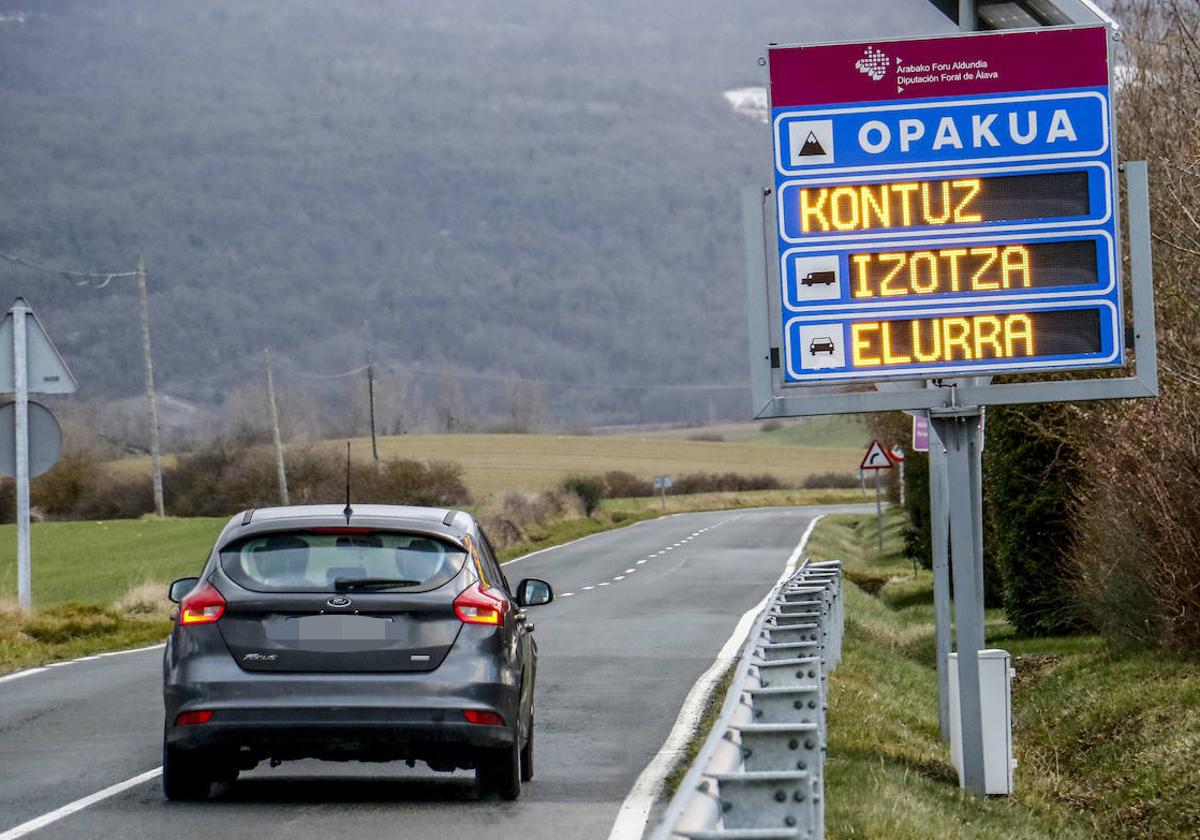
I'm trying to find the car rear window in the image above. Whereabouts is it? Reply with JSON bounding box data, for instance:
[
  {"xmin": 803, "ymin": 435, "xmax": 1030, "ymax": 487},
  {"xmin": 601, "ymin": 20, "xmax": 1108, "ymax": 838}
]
[{"xmin": 219, "ymin": 530, "xmax": 468, "ymax": 593}]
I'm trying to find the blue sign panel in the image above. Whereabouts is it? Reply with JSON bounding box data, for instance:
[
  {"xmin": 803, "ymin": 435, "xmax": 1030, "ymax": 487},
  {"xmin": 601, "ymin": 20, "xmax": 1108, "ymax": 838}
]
[{"xmin": 768, "ymin": 26, "xmax": 1122, "ymax": 384}]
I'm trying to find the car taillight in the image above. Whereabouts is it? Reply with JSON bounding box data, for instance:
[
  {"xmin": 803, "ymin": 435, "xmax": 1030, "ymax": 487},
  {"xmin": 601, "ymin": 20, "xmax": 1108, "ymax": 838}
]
[
  {"xmin": 174, "ymin": 710, "xmax": 214, "ymax": 726},
  {"xmin": 453, "ymin": 583, "xmax": 509, "ymax": 626},
  {"xmin": 179, "ymin": 582, "xmax": 225, "ymax": 625},
  {"xmin": 463, "ymin": 710, "xmax": 504, "ymax": 726}
]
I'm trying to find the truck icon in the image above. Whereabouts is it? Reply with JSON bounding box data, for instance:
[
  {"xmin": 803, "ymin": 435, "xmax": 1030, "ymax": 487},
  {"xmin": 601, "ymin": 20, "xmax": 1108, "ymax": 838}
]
[
  {"xmin": 801, "ymin": 270, "xmax": 837, "ymax": 287},
  {"xmin": 809, "ymin": 336, "xmax": 836, "ymax": 355}
]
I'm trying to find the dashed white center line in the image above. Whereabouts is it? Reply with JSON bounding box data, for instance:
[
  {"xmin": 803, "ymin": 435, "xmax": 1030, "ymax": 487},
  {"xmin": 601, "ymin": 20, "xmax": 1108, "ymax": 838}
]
[
  {"xmin": 636, "ymin": 560, "xmax": 647, "ymax": 565},
  {"xmin": 561, "ymin": 592, "xmax": 575, "ymax": 597},
  {"xmin": 624, "ymin": 568, "xmax": 635, "ymax": 573},
  {"xmin": 598, "ymin": 582, "xmax": 611, "ymax": 587},
  {"xmin": 613, "ymin": 576, "xmax": 625, "ymax": 581},
  {"xmin": 583, "ymin": 586, "xmax": 595, "ymax": 590}
]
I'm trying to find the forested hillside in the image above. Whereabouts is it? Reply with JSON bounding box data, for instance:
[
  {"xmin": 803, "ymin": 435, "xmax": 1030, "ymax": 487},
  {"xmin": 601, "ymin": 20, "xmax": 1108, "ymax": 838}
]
[{"xmin": 0, "ymin": 0, "xmax": 947, "ymax": 429}]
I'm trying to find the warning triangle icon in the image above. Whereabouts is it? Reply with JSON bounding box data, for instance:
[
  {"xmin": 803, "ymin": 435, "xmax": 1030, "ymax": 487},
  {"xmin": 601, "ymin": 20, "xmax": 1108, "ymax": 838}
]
[{"xmin": 799, "ymin": 131, "xmax": 827, "ymax": 157}]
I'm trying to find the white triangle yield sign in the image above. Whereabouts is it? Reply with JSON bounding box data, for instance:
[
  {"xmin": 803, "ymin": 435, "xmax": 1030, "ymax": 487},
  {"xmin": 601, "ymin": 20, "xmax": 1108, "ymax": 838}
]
[
  {"xmin": 860, "ymin": 439, "xmax": 893, "ymax": 470},
  {"xmin": 0, "ymin": 299, "xmax": 78, "ymax": 394}
]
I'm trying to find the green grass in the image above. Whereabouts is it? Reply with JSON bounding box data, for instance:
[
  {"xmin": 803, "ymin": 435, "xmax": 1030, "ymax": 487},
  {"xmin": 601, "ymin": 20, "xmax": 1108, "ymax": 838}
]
[
  {"xmin": 807, "ymin": 510, "xmax": 1200, "ymax": 839},
  {"xmin": 0, "ymin": 517, "xmax": 226, "ymax": 607}
]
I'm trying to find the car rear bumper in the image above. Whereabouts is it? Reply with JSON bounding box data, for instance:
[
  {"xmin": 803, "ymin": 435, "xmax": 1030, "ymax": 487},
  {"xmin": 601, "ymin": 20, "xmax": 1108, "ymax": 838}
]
[{"xmin": 167, "ymin": 707, "xmax": 514, "ymax": 763}]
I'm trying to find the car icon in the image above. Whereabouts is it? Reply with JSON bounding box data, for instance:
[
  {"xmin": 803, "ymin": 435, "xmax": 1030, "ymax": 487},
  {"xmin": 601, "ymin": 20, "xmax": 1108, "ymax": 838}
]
[
  {"xmin": 801, "ymin": 270, "xmax": 837, "ymax": 287},
  {"xmin": 809, "ymin": 337, "xmax": 836, "ymax": 355}
]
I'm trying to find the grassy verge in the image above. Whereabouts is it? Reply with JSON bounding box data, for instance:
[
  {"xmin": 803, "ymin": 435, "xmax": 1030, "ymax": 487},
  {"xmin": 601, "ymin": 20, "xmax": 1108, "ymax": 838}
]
[
  {"xmin": 662, "ymin": 663, "xmax": 737, "ymax": 796},
  {"xmin": 0, "ymin": 603, "xmax": 172, "ymax": 673},
  {"xmin": 809, "ymin": 509, "xmax": 1200, "ymax": 839}
]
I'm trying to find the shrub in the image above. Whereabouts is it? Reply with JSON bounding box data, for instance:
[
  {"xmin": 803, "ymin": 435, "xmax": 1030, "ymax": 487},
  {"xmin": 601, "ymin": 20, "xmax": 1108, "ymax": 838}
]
[
  {"xmin": 26, "ymin": 449, "xmax": 155, "ymax": 521},
  {"xmin": 901, "ymin": 451, "xmax": 932, "ymax": 569},
  {"xmin": 1070, "ymin": 393, "xmax": 1200, "ymax": 651},
  {"xmin": 802, "ymin": 471, "xmax": 857, "ymax": 489},
  {"xmin": 759, "ymin": 419, "xmax": 783, "ymax": 433},
  {"xmin": 602, "ymin": 470, "xmax": 654, "ymax": 499},
  {"xmin": 114, "ymin": 581, "xmax": 173, "ymax": 617},
  {"xmin": 671, "ymin": 472, "xmax": 783, "ymax": 494},
  {"xmin": 984, "ymin": 404, "xmax": 1083, "ymax": 636},
  {"xmin": 162, "ymin": 438, "xmax": 471, "ymax": 517},
  {"xmin": 477, "ymin": 489, "xmax": 581, "ymax": 550},
  {"xmin": 686, "ymin": 432, "xmax": 724, "ymax": 442},
  {"xmin": 561, "ymin": 475, "xmax": 603, "ymax": 516}
]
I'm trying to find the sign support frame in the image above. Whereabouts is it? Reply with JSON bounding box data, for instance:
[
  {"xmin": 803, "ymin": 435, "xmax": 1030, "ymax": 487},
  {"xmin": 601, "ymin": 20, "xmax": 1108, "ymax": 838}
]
[{"xmin": 744, "ymin": 165, "xmax": 1157, "ymax": 797}]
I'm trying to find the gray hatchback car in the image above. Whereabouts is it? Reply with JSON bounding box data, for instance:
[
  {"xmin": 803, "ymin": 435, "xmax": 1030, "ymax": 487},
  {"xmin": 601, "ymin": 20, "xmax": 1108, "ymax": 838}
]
[{"xmin": 163, "ymin": 504, "xmax": 552, "ymax": 801}]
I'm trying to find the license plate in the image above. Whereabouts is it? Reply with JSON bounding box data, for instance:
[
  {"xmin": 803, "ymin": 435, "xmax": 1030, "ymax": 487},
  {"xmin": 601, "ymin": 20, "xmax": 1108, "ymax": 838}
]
[{"xmin": 289, "ymin": 614, "xmax": 391, "ymax": 641}]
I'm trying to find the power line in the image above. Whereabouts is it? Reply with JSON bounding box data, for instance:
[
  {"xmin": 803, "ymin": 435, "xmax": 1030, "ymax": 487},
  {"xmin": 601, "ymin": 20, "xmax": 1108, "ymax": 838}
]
[
  {"xmin": 278, "ymin": 356, "xmax": 745, "ymax": 392},
  {"xmin": 0, "ymin": 249, "xmax": 139, "ymax": 288},
  {"xmin": 377, "ymin": 360, "xmax": 745, "ymax": 392}
]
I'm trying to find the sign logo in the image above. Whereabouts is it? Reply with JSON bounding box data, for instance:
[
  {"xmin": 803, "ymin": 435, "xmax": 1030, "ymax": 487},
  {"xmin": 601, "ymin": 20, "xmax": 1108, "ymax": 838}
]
[
  {"xmin": 327, "ymin": 596, "xmax": 353, "ymax": 608},
  {"xmin": 787, "ymin": 120, "xmax": 834, "ymax": 167},
  {"xmin": 855, "ymin": 46, "xmax": 890, "ymax": 82}
]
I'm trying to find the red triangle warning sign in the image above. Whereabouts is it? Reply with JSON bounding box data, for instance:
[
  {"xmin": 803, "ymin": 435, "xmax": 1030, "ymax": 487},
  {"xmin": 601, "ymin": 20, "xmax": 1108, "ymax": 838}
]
[{"xmin": 860, "ymin": 439, "xmax": 894, "ymax": 470}]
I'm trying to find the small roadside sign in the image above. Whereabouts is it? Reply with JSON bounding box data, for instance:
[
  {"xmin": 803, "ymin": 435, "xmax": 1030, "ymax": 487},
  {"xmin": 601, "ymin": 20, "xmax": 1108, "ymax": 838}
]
[
  {"xmin": 0, "ymin": 300, "xmax": 77, "ymax": 394},
  {"xmin": 860, "ymin": 439, "xmax": 893, "ymax": 470},
  {"xmin": 913, "ymin": 415, "xmax": 930, "ymax": 452},
  {"xmin": 652, "ymin": 475, "xmax": 673, "ymax": 511},
  {"xmin": 0, "ymin": 400, "xmax": 62, "ymax": 477}
]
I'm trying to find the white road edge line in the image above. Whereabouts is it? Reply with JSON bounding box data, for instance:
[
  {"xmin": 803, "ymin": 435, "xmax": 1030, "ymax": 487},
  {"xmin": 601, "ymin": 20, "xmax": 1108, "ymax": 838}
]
[
  {"xmin": 504, "ymin": 518, "xmax": 654, "ymax": 566},
  {"xmin": 0, "ymin": 767, "xmax": 162, "ymax": 840},
  {"xmin": 0, "ymin": 667, "xmax": 47, "ymax": 685},
  {"xmin": 0, "ymin": 643, "xmax": 165, "ymax": 686},
  {"xmin": 605, "ymin": 513, "xmax": 824, "ymax": 840}
]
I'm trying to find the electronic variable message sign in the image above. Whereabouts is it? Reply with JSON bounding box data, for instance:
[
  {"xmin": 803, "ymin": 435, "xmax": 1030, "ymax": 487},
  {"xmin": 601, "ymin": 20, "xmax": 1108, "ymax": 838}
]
[{"xmin": 768, "ymin": 26, "xmax": 1121, "ymax": 383}]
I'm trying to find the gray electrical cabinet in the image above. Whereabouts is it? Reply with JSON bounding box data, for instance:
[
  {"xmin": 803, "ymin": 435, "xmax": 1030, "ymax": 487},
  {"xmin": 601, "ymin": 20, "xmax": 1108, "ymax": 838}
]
[{"xmin": 948, "ymin": 649, "xmax": 1015, "ymax": 795}]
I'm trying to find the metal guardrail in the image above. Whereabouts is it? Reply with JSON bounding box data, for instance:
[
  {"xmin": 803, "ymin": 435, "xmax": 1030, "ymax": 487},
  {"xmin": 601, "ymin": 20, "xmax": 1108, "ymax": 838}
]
[{"xmin": 651, "ymin": 559, "xmax": 844, "ymax": 840}]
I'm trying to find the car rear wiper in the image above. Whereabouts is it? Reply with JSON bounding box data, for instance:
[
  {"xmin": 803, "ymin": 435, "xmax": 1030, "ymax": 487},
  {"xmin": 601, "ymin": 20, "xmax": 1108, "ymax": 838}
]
[{"xmin": 333, "ymin": 577, "xmax": 423, "ymax": 591}]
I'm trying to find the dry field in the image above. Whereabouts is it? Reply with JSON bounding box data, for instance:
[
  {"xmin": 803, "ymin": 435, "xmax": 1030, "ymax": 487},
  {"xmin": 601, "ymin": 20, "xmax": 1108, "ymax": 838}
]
[{"xmin": 106, "ymin": 432, "xmax": 864, "ymax": 501}]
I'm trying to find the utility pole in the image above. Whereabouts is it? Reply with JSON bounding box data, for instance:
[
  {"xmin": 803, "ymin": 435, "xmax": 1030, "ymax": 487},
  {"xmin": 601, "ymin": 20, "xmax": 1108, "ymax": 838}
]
[
  {"xmin": 265, "ymin": 350, "xmax": 289, "ymax": 506},
  {"xmin": 367, "ymin": 351, "xmax": 379, "ymax": 463},
  {"xmin": 136, "ymin": 254, "xmax": 165, "ymax": 517}
]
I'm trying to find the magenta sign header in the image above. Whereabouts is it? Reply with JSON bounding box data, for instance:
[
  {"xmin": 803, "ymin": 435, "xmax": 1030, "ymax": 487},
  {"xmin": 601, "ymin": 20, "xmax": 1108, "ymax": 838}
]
[{"xmin": 768, "ymin": 26, "xmax": 1108, "ymax": 109}]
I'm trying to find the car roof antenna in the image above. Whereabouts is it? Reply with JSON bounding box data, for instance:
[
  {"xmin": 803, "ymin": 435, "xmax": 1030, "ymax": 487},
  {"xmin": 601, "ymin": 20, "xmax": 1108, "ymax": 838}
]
[{"xmin": 343, "ymin": 441, "xmax": 354, "ymax": 523}]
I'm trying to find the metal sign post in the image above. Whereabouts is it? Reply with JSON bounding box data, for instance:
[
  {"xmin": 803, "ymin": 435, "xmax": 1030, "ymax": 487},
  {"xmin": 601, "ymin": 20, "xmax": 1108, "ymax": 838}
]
[
  {"xmin": 860, "ymin": 440, "xmax": 893, "ymax": 552},
  {"xmin": 0, "ymin": 298, "xmax": 77, "ymax": 608},
  {"xmin": 12, "ymin": 303, "xmax": 29, "ymax": 608},
  {"xmin": 653, "ymin": 475, "xmax": 673, "ymax": 511},
  {"xmin": 746, "ymin": 22, "xmax": 1157, "ymax": 797}
]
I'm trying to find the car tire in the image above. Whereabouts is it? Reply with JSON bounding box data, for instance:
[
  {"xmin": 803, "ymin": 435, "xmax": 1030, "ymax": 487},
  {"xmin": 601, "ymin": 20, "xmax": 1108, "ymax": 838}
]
[
  {"xmin": 519, "ymin": 712, "xmax": 534, "ymax": 782},
  {"xmin": 162, "ymin": 740, "xmax": 213, "ymax": 802},
  {"xmin": 477, "ymin": 739, "xmax": 521, "ymax": 801}
]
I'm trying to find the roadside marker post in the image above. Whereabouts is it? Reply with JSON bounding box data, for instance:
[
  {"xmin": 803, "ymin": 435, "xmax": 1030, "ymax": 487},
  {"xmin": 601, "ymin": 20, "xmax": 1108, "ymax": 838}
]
[{"xmin": 0, "ymin": 298, "xmax": 76, "ymax": 609}]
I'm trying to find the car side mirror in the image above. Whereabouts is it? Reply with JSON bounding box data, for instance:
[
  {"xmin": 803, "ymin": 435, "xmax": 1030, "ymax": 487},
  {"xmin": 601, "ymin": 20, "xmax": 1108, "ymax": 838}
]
[
  {"xmin": 516, "ymin": 578, "xmax": 553, "ymax": 608},
  {"xmin": 168, "ymin": 577, "xmax": 200, "ymax": 604}
]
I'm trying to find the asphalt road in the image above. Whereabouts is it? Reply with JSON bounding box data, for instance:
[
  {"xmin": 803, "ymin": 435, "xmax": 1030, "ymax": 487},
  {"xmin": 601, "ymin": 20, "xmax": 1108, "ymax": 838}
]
[{"xmin": 0, "ymin": 504, "xmax": 867, "ymax": 840}]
